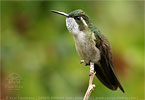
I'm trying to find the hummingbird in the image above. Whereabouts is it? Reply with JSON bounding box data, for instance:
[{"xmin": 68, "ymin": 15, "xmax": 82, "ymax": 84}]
[{"xmin": 51, "ymin": 9, "xmax": 125, "ymax": 93}]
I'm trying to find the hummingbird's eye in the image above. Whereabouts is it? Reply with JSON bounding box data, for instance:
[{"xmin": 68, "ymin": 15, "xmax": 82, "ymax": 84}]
[{"xmin": 74, "ymin": 16, "xmax": 81, "ymax": 20}]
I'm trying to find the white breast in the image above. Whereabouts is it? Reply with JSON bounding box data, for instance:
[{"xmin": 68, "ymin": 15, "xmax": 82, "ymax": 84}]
[{"xmin": 73, "ymin": 31, "xmax": 100, "ymax": 64}]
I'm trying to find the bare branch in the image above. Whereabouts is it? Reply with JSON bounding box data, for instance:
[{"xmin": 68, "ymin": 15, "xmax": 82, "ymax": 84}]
[{"xmin": 83, "ymin": 62, "xmax": 96, "ymax": 100}]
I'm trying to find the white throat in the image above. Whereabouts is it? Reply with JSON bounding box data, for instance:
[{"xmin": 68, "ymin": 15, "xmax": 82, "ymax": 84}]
[
  {"xmin": 66, "ymin": 17, "xmax": 88, "ymax": 35},
  {"xmin": 66, "ymin": 17, "xmax": 80, "ymax": 35}
]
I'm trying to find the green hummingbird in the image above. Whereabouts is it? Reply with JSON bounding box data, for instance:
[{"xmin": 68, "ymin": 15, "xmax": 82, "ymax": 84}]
[{"xmin": 51, "ymin": 9, "xmax": 125, "ymax": 93}]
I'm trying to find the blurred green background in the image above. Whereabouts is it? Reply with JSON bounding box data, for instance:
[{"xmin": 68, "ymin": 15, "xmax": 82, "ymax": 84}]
[{"xmin": 1, "ymin": 1, "xmax": 144, "ymax": 100}]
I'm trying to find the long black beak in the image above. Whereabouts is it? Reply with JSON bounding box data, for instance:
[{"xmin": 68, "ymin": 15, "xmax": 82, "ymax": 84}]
[{"xmin": 51, "ymin": 10, "xmax": 69, "ymax": 17}]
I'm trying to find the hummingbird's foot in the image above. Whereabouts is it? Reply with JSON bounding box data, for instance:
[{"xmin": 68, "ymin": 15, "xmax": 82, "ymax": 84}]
[
  {"xmin": 85, "ymin": 63, "xmax": 90, "ymax": 66},
  {"xmin": 80, "ymin": 60, "xmax": 90, "ymax": 66},
  {"xmin": 80, "ymin": 60, "xmax": 85, "ymax": 64}
]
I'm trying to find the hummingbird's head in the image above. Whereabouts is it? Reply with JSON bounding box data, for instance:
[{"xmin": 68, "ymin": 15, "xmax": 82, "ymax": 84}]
[{"xmin": 51, "ymin": 9, "xmax": 91, "ymax": 35}]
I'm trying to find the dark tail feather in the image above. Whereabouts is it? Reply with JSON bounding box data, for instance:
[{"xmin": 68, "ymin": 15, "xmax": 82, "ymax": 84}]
[
  {"xmin": 119, "ymin": 84, "xmax": 125, "ymax": 93},
  {"xmin": 94, "ymin": 64, "xmax": 125, "ymax": 93}
]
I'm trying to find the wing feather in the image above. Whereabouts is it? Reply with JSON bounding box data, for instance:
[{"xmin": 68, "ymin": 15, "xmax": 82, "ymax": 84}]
[{"xmin": 94, "ymin": 33, "xmax": 125, "ymax": 93}]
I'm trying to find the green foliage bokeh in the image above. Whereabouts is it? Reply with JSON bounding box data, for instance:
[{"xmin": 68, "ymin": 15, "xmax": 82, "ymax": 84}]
[{"xmin": 1, "ymin": 1, "xmax": 144, "ymax": 100}]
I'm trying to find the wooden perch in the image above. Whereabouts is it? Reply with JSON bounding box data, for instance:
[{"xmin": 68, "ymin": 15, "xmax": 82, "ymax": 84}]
[{"xmin": 83, "ymin": 62, "xmax": 96, "ymax": 100}]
